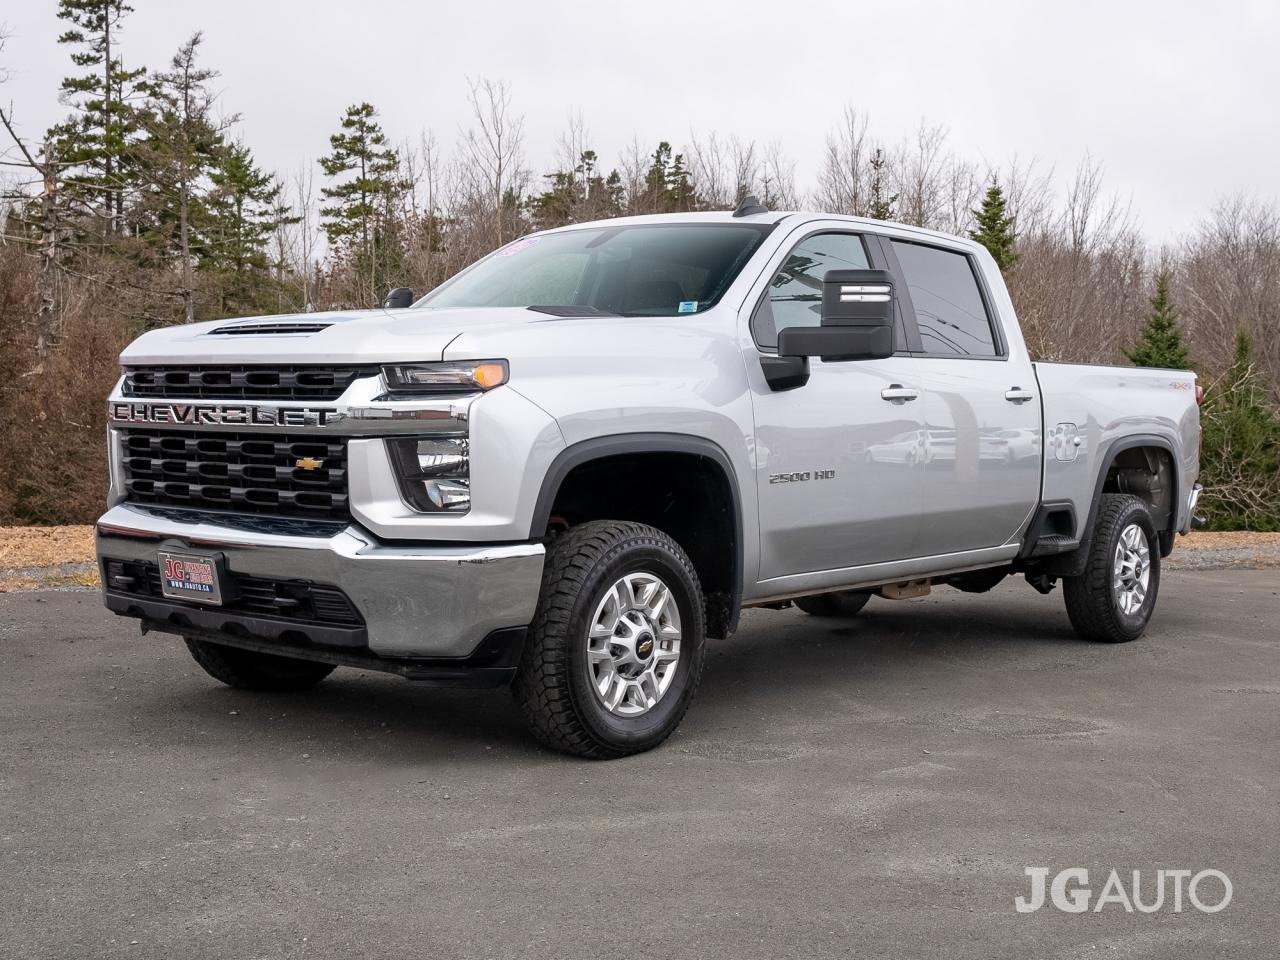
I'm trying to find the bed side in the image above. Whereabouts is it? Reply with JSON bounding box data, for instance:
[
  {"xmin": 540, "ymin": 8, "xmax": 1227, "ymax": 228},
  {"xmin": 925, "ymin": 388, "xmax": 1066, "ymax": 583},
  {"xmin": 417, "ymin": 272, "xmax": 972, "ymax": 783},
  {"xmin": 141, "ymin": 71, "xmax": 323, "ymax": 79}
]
[{"xmin": 1033, "ymin": 362, "xmax": 1200, "ymax": 542}]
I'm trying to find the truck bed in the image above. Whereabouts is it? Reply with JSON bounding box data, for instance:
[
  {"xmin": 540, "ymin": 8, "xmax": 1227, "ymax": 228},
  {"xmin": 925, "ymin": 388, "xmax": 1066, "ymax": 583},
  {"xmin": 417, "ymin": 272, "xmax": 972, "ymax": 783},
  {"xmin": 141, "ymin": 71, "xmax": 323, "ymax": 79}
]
[{"xmin": 1032, "ymin": 361, "xmax": 1200, "ymax": 539}]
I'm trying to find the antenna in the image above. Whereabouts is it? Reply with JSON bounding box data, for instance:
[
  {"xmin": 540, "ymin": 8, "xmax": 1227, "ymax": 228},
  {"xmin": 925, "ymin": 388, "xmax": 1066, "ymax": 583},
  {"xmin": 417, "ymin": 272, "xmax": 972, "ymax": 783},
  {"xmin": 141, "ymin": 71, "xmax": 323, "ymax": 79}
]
[{"xmin": 732, "ymin": 194, "xmax": 768, "ymax": 217}]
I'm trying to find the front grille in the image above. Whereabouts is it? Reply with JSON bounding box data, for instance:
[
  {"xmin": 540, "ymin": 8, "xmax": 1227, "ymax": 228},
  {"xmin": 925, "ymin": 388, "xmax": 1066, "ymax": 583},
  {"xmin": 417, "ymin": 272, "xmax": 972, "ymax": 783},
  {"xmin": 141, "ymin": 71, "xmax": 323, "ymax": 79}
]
[
  {"xmin": 121, "ymin": 430, "xmax": 348, "ymax": 520},
  {"xmin": 103, "ymin": 557, "xmax": 363, "ymax": 626},
  {"xmin": 123, "ymin": 364, "xmax": 376, "ymax": 401}
]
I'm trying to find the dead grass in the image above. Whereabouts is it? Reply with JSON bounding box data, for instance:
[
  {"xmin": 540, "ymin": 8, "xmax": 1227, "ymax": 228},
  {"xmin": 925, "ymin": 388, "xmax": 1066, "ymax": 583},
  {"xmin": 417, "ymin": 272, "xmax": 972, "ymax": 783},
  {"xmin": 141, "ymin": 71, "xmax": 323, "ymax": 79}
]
[
  {"xmin": 0, "ymin": 525, "xmax": 97, "ymax": 568},
  {"xmin": 1177, "ymin": 531, "xmax": 1280, "ymax": 550}
]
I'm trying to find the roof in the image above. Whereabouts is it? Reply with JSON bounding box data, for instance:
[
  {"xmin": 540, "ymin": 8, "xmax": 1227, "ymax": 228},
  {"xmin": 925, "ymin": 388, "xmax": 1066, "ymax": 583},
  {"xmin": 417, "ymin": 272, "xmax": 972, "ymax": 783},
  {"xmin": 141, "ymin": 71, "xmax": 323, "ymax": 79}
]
[{"xmin": 538, "ymin": 210, "xmax": 985, "ymax": 254}]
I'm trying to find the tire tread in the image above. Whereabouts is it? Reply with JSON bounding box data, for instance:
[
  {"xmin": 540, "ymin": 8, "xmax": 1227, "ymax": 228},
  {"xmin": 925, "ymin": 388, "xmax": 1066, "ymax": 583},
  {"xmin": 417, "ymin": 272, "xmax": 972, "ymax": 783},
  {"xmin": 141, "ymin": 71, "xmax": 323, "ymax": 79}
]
[
  {"xmin": 512, "ymin": 520, "xmax": 705, "ymax": 759},
  {"xmin": 1063, "ymin": 493, "xmax": 1157, "ymax": 643}
]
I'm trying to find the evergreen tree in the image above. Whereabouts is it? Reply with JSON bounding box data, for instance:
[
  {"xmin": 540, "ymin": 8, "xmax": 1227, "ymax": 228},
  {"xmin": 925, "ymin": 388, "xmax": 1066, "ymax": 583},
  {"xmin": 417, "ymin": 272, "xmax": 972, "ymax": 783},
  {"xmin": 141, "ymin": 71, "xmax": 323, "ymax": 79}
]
[
  {"xmin": 49, "ymin": 0, "xmax": 149, "ymax": 233},
  {"xmin": 529, "ymin": 149, "xmax": 624, "ymax": 229},
  {"xmin": 203, "ymin": 141, "xmax": 296, "ymax": 315},
  {"xmin": 319, "ymin": 103, "xmax": 405, "ymax": 304},
  {"xmin": 639, "ymin": 142, "xmax": 698, "ymax": 213},
  {"xmin": 667, "ymin": 151, "xmax": 697, "ymax": 212},
  {"xmin": 969, "ymin": 180, "xmax": 1018, "ymax": 272},
  {"xmin": 867, "ymin": 148, "xmax": 897, "ymax": 221},
  {"xmin": 1199, "ymin": 330, "xmax": 1280, "ymax": 530},
  {"xmin": 1126, "ymin": 270, "xmax": 1191, "ymax": 368},
  {"xmin": 134, "ymin": 33, "xmax": 227, "ymax": 322}
]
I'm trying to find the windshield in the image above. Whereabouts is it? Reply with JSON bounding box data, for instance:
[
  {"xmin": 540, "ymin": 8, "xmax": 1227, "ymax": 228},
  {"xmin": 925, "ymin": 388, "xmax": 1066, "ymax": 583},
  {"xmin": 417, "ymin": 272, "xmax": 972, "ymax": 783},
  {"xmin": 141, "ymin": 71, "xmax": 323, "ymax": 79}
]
[{"xmin": 416, "ymin": 223, "xmax": 773, "ymax": 317}]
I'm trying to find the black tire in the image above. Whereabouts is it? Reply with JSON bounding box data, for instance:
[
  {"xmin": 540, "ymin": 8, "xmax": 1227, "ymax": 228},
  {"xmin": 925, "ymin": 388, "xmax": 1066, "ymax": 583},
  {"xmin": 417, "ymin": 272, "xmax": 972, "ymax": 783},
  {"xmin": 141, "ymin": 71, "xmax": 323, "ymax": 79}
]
[
  {"xmin": 795, "ymin": 591, "xmax": 872, "ymax": 617},
  {"xmin": 184, "ymin": 638, "xmax": 336, "ymax": 691},
  {"xmin": 512, "ymin": 520, "xmax": 707, "ymax": 759},
  {"xmin": 1063, "ymin": 493, "xmax": 1161, "ymax": 643}
]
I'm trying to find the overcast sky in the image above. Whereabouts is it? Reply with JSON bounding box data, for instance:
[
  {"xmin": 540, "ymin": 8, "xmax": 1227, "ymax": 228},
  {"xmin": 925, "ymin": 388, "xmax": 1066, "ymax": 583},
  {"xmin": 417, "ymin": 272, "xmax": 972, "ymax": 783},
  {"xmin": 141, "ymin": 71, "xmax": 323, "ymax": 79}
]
[{"xmin": 2, "ymin": 0, "xmax": 1277, "ymax": 241}]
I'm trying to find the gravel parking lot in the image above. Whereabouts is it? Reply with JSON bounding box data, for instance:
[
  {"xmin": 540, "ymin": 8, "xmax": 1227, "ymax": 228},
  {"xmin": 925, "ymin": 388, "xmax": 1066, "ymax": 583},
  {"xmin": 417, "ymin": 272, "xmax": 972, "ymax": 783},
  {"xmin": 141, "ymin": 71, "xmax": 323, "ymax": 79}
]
[{"xmin": 3, "ymin": 569, "xmax": 1278, "ymax": 959}]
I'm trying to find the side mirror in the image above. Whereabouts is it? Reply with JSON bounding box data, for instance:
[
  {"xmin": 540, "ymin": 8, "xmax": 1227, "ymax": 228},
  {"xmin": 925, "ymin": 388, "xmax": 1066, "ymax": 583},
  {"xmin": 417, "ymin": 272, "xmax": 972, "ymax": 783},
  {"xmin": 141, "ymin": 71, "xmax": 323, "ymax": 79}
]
[
  {"xmin": 761, "ymin": 269, "xmax": 897, "ymax": 392},
  {"xmin": 382, "ymin": 287, "xmax": 415, "ymax": 309},
  {"xmin": 787, "ymin": 268, "xmax": 896, "ymax": 360}
]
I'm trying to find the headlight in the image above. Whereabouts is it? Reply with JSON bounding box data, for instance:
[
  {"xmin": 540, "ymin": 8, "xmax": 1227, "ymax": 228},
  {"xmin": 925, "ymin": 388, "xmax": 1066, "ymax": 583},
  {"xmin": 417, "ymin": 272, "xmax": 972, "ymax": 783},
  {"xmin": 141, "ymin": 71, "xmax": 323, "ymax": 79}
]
[
  {"xmin": 382, "ymin": 360, "xmax": 508, "ymax": 394},
  {"xmin": 387, "ymin": 436, "xmax": 471, "ymax": 512}
]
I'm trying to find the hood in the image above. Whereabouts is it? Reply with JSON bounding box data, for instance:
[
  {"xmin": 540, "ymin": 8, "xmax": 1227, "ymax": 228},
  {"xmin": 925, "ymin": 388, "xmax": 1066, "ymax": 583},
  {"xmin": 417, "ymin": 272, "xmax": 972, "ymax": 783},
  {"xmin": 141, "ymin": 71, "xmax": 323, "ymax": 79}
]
[{"xmin": 118, "ymin": 307, "xmax": 550, "ymax": 365}]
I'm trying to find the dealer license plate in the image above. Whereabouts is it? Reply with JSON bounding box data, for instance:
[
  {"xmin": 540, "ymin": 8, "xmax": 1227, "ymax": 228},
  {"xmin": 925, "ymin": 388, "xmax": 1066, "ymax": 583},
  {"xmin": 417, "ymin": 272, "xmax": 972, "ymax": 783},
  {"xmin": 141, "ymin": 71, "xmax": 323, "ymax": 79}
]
[{"xmin": 158, "ymin": 551, "xmax": 224, "ymax": 605}]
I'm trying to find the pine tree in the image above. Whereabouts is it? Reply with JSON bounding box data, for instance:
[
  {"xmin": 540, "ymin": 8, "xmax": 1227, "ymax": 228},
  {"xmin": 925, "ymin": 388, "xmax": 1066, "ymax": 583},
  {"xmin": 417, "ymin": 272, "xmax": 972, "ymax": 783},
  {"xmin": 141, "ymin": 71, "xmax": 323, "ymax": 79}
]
[
  {"xmin": 1126, "ymin": 270, "xmax": 1191, "ymax": 369},
  {"xmin": 134, "ymin": 33, "xmax": 228, "ymax": 323},
  {"xmin": 969, "ymin": 180, "xmax": 1018, "ymax": 272},
  {"xmin": 1199, "ymin": 330, "xmax": 1280, "ymax": 530},
  {"xmin": 640, "ymin": 142, "xmax": 674, "ymax": 213},
  {"xmin": 203, "ymin": 141, "xmax": 296, "ymax": 315},
  {"xmin": 638, "ymin": 142, "xmax": 698, "ymax": 214},
  {"xmin": 49, "ymin": 0, "xmax": 149, "ymax": 233},
  {"xmin": 319, "ymin": 103, "xmax": 404, "ymax": 304},
  {"xmin": 867, "ymin": 148, "xmax": 897, "ymax": 221},
  {"xmin": 667, "ymin": 151, "xmax": 697, "ymax": 212}
]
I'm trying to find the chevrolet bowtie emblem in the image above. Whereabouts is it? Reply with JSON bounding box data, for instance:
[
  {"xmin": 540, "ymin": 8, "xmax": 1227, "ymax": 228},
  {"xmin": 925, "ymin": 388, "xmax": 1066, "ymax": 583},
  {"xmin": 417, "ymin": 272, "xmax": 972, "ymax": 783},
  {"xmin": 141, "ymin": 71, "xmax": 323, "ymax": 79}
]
[{"xmin": 295, "ymin": 457, "xmax": 325, "ymax": 471}]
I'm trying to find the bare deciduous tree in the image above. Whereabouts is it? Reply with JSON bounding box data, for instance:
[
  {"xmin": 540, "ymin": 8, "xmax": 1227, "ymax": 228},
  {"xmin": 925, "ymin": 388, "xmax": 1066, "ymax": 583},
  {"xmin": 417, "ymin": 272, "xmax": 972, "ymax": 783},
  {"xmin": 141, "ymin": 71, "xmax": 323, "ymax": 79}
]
[
  {"xmin": 458, "ymin": 77, "xmax": 527, "ymax": 246},
  {"xmin": 1179, "ymin": 196, "xmax": 1280, "ymax": 398},
  {"xmin": 815, "ymin": 106, "xmax": 873, "ymax": 216}
]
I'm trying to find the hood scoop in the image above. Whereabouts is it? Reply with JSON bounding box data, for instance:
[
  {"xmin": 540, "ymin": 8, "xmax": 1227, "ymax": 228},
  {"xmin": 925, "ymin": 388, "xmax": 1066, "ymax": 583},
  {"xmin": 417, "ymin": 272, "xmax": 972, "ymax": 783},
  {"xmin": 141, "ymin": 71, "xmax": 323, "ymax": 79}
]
[{"xmin": 208, "ymin": 322, "xmax": 333, "ymax": 336}]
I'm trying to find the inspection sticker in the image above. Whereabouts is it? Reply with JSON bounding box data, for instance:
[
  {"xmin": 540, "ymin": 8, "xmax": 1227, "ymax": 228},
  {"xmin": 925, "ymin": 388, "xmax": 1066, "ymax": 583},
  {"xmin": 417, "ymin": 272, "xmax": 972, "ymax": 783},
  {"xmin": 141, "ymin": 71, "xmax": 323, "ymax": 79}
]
[{"xmin": 495, "ymin": 236, "xmax": 542, "ymax": 257}]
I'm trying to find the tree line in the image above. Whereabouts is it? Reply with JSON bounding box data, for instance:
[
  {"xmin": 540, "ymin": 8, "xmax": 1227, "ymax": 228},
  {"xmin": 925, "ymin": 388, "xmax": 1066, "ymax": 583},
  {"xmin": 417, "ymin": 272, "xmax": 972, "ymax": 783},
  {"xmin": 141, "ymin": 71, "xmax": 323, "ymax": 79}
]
[{"xmin": 0, "ymin": 0, "xmax": 1276, "ymax": 527}]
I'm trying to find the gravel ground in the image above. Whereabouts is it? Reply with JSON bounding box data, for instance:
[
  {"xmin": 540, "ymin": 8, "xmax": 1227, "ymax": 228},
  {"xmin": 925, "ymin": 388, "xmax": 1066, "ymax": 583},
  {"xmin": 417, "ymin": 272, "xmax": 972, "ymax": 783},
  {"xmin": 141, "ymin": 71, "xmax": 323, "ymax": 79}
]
[{"xmin": 2, "ymin": 570, "xmax": 1277, "ymax": 959}]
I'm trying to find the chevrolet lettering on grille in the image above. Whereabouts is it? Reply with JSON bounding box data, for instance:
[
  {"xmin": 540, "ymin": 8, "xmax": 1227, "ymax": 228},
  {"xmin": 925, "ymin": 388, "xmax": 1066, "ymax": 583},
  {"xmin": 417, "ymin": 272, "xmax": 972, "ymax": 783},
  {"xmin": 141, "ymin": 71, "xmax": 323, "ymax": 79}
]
[{"xmin": 109, "ymin": 401, "xmax": 338, "ymax": 428}]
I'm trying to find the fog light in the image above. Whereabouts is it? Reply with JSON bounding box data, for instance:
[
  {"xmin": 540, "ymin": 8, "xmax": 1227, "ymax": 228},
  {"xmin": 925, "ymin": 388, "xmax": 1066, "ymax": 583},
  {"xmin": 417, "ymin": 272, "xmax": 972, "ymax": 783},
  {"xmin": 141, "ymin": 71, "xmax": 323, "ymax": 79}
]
[
  {"xmin": 410, "ymin": 437, "xmax": 469, "ymax": 476},
  {"xmin": 387, "ymin": 436, "xmax": 471, "ymax": 513},
  {"xmin": 423, "ymin": 479, "xmax": 470, "ymax": 510}
]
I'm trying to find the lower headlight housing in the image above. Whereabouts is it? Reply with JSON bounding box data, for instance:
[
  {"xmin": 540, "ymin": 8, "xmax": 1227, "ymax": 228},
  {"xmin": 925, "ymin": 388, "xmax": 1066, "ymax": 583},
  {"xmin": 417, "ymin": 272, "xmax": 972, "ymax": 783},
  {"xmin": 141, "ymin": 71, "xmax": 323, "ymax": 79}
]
[{"xmin": 387, "ymin": 436, "xmax": 471, "ymax": 513}]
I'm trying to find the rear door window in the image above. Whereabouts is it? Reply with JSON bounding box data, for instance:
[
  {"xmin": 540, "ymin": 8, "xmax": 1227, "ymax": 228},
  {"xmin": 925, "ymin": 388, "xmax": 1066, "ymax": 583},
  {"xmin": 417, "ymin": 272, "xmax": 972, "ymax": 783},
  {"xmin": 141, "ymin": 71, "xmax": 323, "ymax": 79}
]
[{"xmin": 890, "ymin": 240, "xmax": 998, "ymax": 357}]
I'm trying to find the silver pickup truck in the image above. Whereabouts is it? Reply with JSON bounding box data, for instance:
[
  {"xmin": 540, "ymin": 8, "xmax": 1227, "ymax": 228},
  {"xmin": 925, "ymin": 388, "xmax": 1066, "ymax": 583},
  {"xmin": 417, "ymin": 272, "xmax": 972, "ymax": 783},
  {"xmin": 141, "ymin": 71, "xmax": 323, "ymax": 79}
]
[{"xmin": 97, "ymin": 201, "xmax": 1202, "ymax": 758}]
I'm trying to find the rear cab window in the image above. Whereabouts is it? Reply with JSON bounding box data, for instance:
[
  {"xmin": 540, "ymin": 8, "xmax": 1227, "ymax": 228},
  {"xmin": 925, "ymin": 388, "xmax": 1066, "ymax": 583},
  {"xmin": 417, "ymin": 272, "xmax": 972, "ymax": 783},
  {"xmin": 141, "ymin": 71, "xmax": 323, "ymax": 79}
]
[{"xmin": 890, "ymin": 240, "xmax": 1000, "ymax": 358}]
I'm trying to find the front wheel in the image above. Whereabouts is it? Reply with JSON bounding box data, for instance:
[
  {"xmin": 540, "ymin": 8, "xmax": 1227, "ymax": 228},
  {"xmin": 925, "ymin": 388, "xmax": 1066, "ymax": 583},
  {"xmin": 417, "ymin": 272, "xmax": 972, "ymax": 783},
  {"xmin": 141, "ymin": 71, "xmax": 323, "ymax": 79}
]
[
  {"xmin": 1063, "ymin": 493, "xmax": 1161, "ymax": 643},
  {"xmin": 512, "ymin": 520, "xmax": 706, "ymax": 759}
]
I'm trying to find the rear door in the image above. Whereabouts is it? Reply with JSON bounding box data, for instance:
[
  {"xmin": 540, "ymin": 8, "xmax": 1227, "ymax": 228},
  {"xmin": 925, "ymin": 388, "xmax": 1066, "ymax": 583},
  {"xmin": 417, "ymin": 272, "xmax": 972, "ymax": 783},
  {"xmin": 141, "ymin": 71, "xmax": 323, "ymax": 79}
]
[
  {"xmin": 745, "ymin": 226, "xmax": 925, "ymax": 581},
  {"xmin": 884, "ymin": 238, "xmax": 1041, "ymax": 557}
]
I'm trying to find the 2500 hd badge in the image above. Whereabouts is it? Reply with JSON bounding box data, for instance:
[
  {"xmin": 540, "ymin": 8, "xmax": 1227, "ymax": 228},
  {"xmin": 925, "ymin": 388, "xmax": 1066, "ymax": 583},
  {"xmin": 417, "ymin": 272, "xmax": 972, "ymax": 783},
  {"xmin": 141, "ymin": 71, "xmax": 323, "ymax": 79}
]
[
  {"xmin": 769, "ymin": 469, "xmax": 836, "ymax": 484},
  {"xmin": 108, "ymin": 401, "xmax": 338, "ymax": 427}
]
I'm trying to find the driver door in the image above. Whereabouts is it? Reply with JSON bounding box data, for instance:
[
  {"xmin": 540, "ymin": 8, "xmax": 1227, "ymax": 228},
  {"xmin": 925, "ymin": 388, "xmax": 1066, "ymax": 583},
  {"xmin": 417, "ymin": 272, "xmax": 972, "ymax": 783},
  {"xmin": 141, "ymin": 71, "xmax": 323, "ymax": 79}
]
[{"xmin": 746, "ymin": 228, "xmax": 925, "ymax": 582}]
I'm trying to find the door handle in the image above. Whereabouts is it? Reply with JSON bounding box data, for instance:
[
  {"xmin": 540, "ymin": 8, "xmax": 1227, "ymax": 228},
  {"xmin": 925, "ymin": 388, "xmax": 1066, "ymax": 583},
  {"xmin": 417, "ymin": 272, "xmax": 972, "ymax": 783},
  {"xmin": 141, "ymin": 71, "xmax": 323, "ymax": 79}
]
[
  {"xmin": 1005, "ymin": 387, "xmax": 1035, "ymax": 404},
  {"xmin": 880, "ymin": 384, "xmax": 919, "ymax": 403}
]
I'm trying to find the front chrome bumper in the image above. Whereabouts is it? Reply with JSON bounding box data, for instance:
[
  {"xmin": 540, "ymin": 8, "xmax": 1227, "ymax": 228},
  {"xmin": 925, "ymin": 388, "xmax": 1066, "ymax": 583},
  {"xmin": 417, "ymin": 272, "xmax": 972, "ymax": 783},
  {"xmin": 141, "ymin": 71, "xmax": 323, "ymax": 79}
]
[{"xmin": 96, "ymin": 503, "xmax": 545, "ymax": 658}]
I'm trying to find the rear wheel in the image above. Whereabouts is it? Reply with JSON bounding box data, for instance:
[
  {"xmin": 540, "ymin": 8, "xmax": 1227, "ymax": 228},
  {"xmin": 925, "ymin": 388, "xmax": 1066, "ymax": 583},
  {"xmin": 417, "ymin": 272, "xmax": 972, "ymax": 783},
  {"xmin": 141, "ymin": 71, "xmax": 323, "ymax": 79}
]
[
  {"xmin": 512, "ymin": 520, "xmax": 706, "ymax": 759},
  {"xmin": 795, "ymin": 591, "xmax": 872, "ymax": 618},
  {"xmin": 1063, "ymin": 493, "xmax": 1160, "ymax": 643},
  {"xmin": 184, "ymin": 638, "xmax": 336, "ymax": 691}
]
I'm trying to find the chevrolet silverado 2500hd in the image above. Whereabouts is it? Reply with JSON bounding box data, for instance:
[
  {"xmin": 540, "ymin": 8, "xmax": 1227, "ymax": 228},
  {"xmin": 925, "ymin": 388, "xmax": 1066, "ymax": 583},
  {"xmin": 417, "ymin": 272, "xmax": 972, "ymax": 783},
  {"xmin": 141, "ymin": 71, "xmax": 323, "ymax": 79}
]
[{"xmin": 97, "ymin": 202, "xmax": 1202, "ymax": 758}]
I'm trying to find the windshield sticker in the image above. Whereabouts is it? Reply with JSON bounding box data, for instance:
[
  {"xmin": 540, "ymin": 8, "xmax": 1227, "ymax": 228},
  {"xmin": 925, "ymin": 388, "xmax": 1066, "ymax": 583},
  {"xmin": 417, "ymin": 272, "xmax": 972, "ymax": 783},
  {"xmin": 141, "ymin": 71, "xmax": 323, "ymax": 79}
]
[
  {"xmin": 496, "ymin": 236, "xmax": 543, "ymax": 257},
  {"xmin": 678, "ymin": 301, "xmax": 698, "ymax": 313}
]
